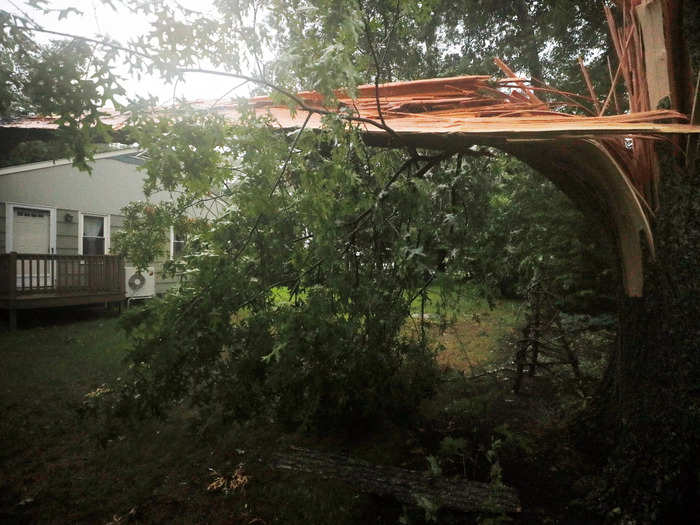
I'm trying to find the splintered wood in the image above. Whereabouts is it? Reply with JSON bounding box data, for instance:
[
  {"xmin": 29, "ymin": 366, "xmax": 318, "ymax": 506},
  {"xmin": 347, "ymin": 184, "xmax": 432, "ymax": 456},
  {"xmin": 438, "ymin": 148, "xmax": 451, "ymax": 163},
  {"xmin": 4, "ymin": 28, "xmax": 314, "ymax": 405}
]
[
  {"xmin": 236, "ymin": 1, "xmax": 698, "ymax": 298},
  {"xmin": 244, "ymin": 63, "xmax": 696, "ymax": 204},
  {"xmin": 248, "ymin": 74, "xmax": 693, "ymax": 140},
  {"xmin": 1, "ymin": 3, "xmax": 696, "ymax": 297}
]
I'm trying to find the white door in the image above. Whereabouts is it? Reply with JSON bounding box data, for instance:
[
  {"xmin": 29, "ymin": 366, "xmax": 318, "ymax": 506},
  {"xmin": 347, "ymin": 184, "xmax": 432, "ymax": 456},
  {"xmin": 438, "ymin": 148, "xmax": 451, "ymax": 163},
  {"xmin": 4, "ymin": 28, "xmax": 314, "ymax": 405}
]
[
  {"xmin": 13, "ymin": 208, "xmax": 51, "ymax": 289},
  {"xmin": 14, "ymin": 208, "xmax": 50, "ymax": 253}
]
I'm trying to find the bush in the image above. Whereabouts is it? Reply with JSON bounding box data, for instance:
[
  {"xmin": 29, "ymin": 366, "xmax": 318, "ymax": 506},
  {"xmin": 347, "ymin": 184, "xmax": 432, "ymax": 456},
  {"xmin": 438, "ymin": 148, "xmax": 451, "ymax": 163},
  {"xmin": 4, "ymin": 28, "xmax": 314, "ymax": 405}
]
[{"xmin": 112, "ymin": 281, "xmax": 439, "ymax": 433}]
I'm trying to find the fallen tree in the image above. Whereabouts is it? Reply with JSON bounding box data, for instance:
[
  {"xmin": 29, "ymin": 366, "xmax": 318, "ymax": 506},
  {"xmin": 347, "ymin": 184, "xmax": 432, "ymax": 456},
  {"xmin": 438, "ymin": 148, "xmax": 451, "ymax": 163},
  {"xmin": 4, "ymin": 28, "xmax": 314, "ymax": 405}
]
[{"xmin": 271, "ymin": 446, "xmax": 521, "ymax": 515}]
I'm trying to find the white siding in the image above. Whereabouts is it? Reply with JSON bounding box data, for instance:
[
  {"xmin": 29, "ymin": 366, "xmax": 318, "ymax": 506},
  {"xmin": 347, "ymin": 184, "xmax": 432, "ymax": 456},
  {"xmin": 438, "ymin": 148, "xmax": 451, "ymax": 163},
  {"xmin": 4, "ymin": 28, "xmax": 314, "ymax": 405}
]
[{"xmin": 0, "ymin": 155, "xmax": 173, "ymax": 214}]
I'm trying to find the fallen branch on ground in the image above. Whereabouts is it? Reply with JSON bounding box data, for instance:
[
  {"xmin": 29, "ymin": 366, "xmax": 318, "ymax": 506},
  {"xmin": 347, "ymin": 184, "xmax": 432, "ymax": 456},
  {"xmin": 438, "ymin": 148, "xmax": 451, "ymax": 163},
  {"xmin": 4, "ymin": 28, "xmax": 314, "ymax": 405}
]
[{"xmin": 270, "ymin": 446, "xmax": 521, "ymax": 514}]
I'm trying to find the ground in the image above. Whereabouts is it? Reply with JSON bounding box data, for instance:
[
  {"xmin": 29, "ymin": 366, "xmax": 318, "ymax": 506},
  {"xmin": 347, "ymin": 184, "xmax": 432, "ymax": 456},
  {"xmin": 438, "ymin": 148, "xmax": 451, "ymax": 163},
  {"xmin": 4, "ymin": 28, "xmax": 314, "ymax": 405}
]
[
  {"xmin": 409, "ymin": 286, "xmax": 521, "ymax": 371},
  {"xmin": 0, "ymin": 292, "xmax": 609, "ymax": 523}
]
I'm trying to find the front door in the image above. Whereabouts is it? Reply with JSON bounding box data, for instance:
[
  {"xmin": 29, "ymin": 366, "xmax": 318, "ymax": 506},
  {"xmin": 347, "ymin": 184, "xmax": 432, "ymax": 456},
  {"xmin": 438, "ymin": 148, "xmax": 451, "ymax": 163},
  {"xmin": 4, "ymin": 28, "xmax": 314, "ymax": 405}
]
[{"xmin": 13, "ymin": 207, "xmax": 51, "ymax": 289}]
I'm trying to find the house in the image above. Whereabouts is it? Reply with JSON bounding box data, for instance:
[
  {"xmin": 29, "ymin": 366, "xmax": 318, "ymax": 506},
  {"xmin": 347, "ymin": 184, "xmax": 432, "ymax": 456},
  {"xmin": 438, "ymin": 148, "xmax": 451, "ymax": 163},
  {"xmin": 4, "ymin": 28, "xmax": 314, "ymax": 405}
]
[{"xmin": 0, "ymin": 148, "xmax": 184, "ymax": 328}]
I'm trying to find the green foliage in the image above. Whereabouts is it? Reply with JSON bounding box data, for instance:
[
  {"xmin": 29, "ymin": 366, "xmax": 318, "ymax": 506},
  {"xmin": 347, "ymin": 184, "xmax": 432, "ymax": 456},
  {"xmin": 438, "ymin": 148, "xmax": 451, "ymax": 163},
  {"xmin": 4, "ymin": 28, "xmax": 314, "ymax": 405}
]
[
  {"xmin": 398, "ymin": 152, "xmax": 616, "ymax": 309},
  {"xmin": 105, "ymin": 109, "xmax": 447, "ymax": 431},
  {"xmin": 0, "ymin": 138, "xmax": 72, "ymax": 167},
  {"xmin": 412, "ymin": 494, "xmax": 440, "ymax": 523},
  {"xmin": 0, "ymin": 10, "xmax": 40, "ymax": 116},
  {"xmin": 8, "ymin": 2, "xmax": 693, "ymax": 519},
  {"xmin": 269, "ymin": 1, "xmax": 366, "ymax": 98},
  {"xmin": 111, "ymin": 202, "xmax": 170, "ymax": 270},
  {"xmin": 482, "ymin": 158, "xmax": 615, "ymax": 309},
  {"xmin": 104, "ymin": 97, "xmax": 609, "ymax": 432},
  {"xmin": 358, "ymin": 0, "xmax": 610, "ymax": 102},
  {"xmin": 116, "ymin": 272, "xmax": 439, "ymax": 432},
  {"xmin": 127, "ymin": 105, "xmax": 231, "ymax": 196},
  {"xmin": 0, "ymin": 13, "xmax": 126, "ymax": 170}
]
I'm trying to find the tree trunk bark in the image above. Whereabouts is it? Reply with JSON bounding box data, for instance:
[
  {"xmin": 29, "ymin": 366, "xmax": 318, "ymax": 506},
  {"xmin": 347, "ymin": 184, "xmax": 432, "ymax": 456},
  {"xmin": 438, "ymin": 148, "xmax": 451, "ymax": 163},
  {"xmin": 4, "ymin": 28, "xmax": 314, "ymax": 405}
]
[
  {"xmin": 592, "ymin": 151, "xmax": 700, "ymax": 521},
  {"xmin": 586, "ymin": 7, "xmax": 700, "ymax": 519},
  {"xmin": 271, "ymin": 446, "xmax": 521, "ymax": 514}
]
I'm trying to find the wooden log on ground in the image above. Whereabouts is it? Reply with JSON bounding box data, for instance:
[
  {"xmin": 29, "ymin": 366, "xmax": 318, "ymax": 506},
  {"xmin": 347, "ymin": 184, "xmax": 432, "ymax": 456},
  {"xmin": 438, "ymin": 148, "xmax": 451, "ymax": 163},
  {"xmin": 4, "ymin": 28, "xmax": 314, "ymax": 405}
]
[{"xmin": 271, "ymin": 446, "xmax": 521, "ymax": 514}]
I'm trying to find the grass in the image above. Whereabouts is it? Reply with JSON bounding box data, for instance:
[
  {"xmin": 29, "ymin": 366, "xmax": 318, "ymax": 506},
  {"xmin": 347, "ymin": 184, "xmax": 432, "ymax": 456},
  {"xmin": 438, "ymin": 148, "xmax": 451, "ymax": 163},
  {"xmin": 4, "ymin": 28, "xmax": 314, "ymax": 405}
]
[
  {"xmin": 0, "ymin": 291, "xmax": 527, "ymax": 524},
  {"xmin": 408, "ymin": 284, "xmax": 523, "ymax": 371},
  {"xmin": 0, "ymin": 311, "xmax": 244, "ymax": 524},
  {"xmin": 273, "ymin": 282, "xmax": 525, "ymax": 371},
  {"xmin": 0, "ymin": 310, "xmax": 415, "ymax": 524}
]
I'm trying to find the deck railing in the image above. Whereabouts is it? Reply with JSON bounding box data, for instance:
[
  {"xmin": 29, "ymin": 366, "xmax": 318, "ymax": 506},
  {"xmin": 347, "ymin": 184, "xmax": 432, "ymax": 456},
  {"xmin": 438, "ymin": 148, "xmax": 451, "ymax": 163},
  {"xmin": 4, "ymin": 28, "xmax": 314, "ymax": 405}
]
[{"xmin": 0, "ymin": 253, "xmax": 125, "ymax": 297}]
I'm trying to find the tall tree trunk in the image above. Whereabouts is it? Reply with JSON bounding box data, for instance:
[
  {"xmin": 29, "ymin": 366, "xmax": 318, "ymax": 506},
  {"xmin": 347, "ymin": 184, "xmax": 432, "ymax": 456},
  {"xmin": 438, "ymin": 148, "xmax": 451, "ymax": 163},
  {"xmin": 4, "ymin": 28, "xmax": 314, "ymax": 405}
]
[
  {"xmin": 587, "ymin": 6, "xmax": 700, "ymax": 520},
  {"xmin": 597, "ymin": 153, "xmax": 700, "ymax": 522}
]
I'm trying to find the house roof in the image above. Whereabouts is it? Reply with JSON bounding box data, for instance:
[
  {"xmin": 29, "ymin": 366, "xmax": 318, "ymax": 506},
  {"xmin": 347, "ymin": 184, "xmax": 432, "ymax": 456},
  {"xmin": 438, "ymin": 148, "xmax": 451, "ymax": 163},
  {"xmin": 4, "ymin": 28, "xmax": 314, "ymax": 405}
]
[
  {"xmin": 0, "ymin": 148, "xmax": 140, "ymax": 176},
  {"xmin": 0, "ymin": 109, "xmax": 131, "ymax": 131}
]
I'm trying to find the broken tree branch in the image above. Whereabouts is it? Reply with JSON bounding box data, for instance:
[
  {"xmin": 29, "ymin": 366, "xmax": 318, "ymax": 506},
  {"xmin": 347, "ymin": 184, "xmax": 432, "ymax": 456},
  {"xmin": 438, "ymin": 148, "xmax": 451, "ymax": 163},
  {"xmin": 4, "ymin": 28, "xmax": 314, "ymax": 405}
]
[{"xmin": 578, "ymin": 57, "xmax": 602, "ymax": 114}]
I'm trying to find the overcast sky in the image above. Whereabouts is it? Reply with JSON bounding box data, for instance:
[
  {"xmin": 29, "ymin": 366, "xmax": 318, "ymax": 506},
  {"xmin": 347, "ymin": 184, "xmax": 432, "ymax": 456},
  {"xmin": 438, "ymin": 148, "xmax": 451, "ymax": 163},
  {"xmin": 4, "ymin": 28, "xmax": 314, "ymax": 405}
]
[{"xmin": 3, "ymin": 0, "xmax": 254, "ymax": 105}]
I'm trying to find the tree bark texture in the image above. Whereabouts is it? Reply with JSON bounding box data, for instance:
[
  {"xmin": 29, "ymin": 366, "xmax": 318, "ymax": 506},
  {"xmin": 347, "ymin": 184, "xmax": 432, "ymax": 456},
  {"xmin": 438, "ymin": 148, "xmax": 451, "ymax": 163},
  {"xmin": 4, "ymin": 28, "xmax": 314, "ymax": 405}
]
[
  {"xmin": 271, "ymin": 446, "xmax": 521, "ymax": 514},
  {"xmin": 594, "ymin": 148, "xmax": 700, "ymax": 521}
]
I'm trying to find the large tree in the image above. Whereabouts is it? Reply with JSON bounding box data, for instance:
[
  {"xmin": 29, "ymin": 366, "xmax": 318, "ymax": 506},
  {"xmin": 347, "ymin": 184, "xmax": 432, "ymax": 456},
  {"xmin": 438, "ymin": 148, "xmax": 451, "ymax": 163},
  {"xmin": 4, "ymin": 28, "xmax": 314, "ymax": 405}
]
[{"xmin": 3, "ymin": 1, "xmax": 698, "ymax": 521}]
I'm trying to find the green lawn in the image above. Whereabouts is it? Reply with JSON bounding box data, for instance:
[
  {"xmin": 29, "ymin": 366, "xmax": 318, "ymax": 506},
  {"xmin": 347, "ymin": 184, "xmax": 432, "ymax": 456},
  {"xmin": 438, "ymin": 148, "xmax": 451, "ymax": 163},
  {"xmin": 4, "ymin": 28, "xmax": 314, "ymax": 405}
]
[
  {"xmin": 0, "ymin": 314, "xmax": 241, "ymax": 524},
  {"xmin": 0, "ymin": 313, "xmax": 339, "ymax": 523},
  {"xmin": 408, "ymin": 284, "xmax": 523, "ymax": 371},
  {"xmin": 0, "ymin": 311, "xmax": 418, "ymax": 523}
]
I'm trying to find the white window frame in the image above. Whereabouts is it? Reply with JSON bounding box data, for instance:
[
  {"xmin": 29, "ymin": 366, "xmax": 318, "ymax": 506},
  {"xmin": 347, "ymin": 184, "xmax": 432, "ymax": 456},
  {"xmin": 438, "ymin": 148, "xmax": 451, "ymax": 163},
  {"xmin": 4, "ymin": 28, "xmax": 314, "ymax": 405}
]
[
  {"xmin": 78, "ymin": 212, "xmax": 111, "ymax": 255},
  {"xmin": 5, "ymin": 202, "xmax": 57, "ymax": 254},
  {"xmin": 169, "ymin": 225, "xmax": 187, "ymax": 259}
]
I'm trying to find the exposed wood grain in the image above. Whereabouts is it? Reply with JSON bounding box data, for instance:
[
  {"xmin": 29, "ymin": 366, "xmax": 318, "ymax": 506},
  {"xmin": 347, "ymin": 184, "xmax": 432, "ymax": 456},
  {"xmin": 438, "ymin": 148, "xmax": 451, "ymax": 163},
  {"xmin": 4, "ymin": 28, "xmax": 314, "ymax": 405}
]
[
  {"xmin": 578, "ymin": 57, "xmax": 602, "ymax": 114},
  {"xmin": 634, "ymin": 0, "xmax": 670, "ymax": 109}
]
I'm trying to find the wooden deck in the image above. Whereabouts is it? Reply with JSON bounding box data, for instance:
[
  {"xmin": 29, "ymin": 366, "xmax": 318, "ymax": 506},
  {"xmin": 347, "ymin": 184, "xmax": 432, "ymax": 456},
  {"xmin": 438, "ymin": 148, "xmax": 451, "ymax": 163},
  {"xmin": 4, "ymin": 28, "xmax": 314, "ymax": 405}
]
[{"xmin": 0, "ymin": 253, "xmax": 126, "ymax": 329}]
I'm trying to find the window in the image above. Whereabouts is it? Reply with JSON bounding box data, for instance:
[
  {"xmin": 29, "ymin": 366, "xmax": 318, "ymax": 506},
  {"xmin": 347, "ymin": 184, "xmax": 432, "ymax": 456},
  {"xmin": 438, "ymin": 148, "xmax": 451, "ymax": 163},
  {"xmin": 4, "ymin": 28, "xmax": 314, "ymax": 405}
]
[
  {"xmin": 83, "ymin": 216, "xmax": 105, "ymax": 255},
  {"xmin": 79, "ymin": 214, "xmax": 110, "ymax": 255},
  {"xmin": 170, "ymin": 226, "xmax": 186, "ymax": 258},
  {"xmin": 15, "ymin": 208, "xmax": 50, "ymax": 218}
]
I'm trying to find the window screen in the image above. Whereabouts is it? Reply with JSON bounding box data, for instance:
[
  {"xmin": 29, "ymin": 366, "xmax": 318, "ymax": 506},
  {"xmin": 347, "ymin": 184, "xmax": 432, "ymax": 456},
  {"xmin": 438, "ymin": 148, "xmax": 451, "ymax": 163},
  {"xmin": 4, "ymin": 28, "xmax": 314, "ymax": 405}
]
[{"xmin": 83, "ymin": 216, "xmax": 105, "ymax": 255}]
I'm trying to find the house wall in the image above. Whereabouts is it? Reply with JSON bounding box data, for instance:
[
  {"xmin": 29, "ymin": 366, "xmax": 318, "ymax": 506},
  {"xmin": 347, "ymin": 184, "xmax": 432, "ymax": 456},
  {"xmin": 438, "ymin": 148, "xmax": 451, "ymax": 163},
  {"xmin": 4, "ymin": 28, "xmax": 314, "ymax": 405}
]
[
  {"xmin": 56, "ymin": 208, "xmax": 79, "ymax": 255},
  {"xmin": 0, "ymin": 153, "xmax": 173, "ymax": 215},
  {"xmin": 0, "ymin": 152, "xmax": 150, "ymax": 257},
  {"xmin": 0, "ymin": 203, "xmax": 5, "ymax": 253},
  {"xmin": 154, "ymin": 247, "xmax": 179, "ymax": 295},
  {"xmin": 0, "ymin": 152, "xmax": 183, "ymax": 294},
  {"xmin": 110, "ymin": 213, "xmax": 125, "ymax": 238}
]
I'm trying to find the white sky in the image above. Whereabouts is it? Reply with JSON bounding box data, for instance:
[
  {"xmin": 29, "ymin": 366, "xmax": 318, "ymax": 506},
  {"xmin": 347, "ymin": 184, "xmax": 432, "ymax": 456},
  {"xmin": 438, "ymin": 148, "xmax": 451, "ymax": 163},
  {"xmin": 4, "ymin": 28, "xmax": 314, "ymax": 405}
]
[{"xmin": 1, "ymin": 0, "xmax": 255, "ymax": 104}]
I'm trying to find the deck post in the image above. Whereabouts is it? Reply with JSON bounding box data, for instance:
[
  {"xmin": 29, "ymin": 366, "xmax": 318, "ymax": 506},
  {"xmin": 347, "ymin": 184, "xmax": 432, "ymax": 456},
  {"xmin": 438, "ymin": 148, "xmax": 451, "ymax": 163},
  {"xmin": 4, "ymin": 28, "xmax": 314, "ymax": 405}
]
[
  {"xmin": 8, "ymin": 252, "xmax": 17, "ymax": 330},
  {"xmin": 118, "ymin": 256, "xmax": 126, "ymax": 295}
]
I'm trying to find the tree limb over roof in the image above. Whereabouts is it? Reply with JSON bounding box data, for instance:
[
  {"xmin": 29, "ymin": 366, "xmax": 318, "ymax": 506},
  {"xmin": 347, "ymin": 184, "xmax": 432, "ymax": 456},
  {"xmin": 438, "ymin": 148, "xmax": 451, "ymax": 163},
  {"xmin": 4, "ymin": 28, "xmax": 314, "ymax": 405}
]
[
  {"xmin": 240, "ymin": 61, "xmax": 695, "ymax": 297},
  {"xmin": 3, "ymin": 1, "xmax": 696, "ymax": 297},
  {"xmin": 3, "ymin": 70, "xmax": 697, "ymax": 297}
]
